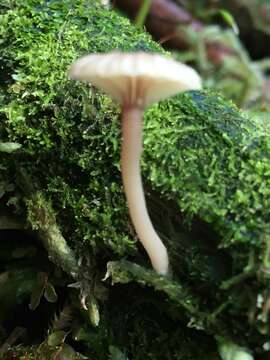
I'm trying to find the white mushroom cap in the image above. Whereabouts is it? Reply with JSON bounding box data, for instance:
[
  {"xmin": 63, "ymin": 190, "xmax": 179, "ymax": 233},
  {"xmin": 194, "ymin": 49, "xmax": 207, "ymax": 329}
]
[{"xmin": 69, "ymin": 52, "xmax": 202, "ymax": 108}]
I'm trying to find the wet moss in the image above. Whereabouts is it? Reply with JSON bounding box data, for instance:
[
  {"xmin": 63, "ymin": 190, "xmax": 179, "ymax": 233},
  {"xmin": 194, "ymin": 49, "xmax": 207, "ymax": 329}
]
[{"xmin": 1, "ymin": 0, "xmax": 270, "ymax": 357}]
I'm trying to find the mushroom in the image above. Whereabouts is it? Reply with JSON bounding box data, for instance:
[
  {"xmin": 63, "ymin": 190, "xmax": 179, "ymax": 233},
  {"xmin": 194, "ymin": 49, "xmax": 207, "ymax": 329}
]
[{"xmin": 69, "ymin": 51, "xmax": 201, "ymax": 275}]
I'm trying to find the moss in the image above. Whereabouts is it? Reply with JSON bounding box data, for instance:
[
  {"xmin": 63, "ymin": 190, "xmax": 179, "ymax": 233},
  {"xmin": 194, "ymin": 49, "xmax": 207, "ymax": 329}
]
[
  {"xmin": 144, "ymin": 91, "xmax": 270, "ymax": 251},
  {"xmin": 0, "ymin": 0, "xmax": 166, "ymax": 261},
  {"xmin": 1, "ymin": 0, "xmax": 270, "ymax": 357}
]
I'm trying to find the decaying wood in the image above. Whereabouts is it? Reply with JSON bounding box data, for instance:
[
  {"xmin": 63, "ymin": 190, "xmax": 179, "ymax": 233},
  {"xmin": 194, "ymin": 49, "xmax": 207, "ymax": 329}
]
[{"xmin": 114, "ymin": 0, "xmax": 236, "ymax": 65}]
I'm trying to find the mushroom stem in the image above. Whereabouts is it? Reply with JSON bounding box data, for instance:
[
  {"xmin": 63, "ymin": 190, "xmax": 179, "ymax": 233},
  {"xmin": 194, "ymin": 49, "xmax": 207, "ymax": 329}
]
[{"xmin": 121, "ymin": 107, "xmax": 169, "ymax": 275}]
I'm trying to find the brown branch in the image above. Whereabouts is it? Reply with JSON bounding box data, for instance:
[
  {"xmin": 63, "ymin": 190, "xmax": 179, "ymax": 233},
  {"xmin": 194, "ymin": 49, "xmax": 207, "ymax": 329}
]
[{"xmin": 114, "ymin": 0, "xmax": 235, "ymax": 65}]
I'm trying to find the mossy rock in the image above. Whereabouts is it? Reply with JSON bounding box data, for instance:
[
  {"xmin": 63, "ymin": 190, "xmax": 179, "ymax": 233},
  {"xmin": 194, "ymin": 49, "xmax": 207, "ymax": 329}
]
[{"xmin": 0, "ymin": 0, "xmax": 270, "ymax": 358}]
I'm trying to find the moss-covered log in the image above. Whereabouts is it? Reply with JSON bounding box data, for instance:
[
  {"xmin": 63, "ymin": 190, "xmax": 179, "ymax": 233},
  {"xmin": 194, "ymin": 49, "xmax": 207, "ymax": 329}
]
[{"xmin": 1, "ymin": 0, "xmax": 270, "ymax": 358}]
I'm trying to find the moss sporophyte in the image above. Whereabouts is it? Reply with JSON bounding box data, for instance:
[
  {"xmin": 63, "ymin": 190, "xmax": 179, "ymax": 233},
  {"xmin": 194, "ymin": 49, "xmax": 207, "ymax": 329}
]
[{"xmin": 69, "ymin": 51, "xmax": 201, "ymax": 275}]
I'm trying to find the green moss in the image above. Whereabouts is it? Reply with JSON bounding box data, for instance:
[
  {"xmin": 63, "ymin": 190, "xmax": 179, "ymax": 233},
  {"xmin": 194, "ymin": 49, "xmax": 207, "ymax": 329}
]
[
  {"xmin": 1, "ymin": 0, "xmax": 270, "ymax": 357},
  {"xmin": 1, "ymin": 0, "xmax": 153, "ymax": 257},
  {"xmin": 144, "ymin": 92, "xmax": 270, "ymax": 251}
]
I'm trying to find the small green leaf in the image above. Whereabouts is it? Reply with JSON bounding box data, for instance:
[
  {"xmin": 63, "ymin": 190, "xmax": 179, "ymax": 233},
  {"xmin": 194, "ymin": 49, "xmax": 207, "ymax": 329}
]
[
  {"xmin": 29, "ymin": 272, "xmax": 47, "ymax": 310},
  {"xmin": 218, "ymin": 338, "xmax": 253, "ymax": 360},
  {"xmin": 58, "ymin": 344, "xmax": 88, "ymax": 360},
  {"xmin": 29, "ymin": 283, "xmax": 45, "ymax": 310},
  {"xmin": 11, "ymin": 74, "xmax": 22, "ymax": 81},
  {"xmin": 219, "ymin": 9, "xmax": 239, "ymax": 35},
  {"xmin": 109, "ymin": 345, "xmax": 127, "ymax": 360},
  {"xmin": 88, "ymin": 297, "xmax": 100, "ymax": 327},
  {"xmin": 0, "ymin": 142, "xmax": 22, "ymax": 153},
  {"xmin": 47, "ymin": 330, "xmax": 67, "ymax": 347},
  {"xmin": 44, "ymin": 282, "xmax": 58, "ymax": 303}
]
